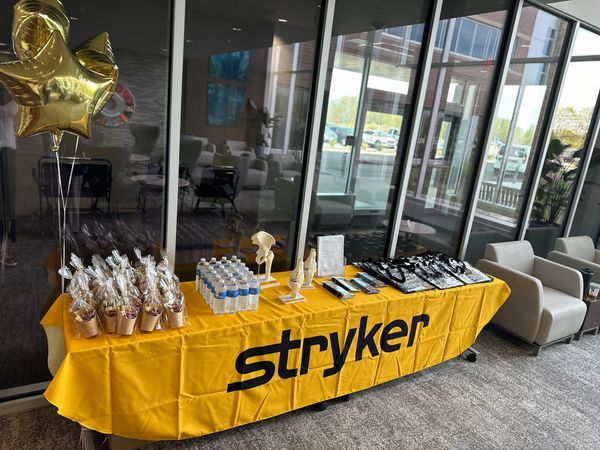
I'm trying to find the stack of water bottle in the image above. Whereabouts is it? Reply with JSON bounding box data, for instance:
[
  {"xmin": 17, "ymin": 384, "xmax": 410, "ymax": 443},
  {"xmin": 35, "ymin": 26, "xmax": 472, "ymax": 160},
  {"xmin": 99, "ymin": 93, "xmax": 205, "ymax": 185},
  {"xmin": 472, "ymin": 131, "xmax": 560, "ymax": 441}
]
[{"xmin": 196, "ymin": 256, "xmax": 260, "ymax": 314}]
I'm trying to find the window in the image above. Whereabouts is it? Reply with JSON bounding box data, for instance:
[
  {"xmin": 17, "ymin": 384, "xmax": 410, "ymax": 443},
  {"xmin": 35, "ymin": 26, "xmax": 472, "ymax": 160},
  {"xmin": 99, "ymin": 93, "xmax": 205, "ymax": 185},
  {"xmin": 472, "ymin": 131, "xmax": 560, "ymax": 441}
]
[
  {"xmin": 0, "ymin": 0, "xmax": 172, "ymax": 392},
  {"xmin": 465, "ymin": 5, "xmax": 570, "ymax": 263},
  {"xmin": 307, "ymin": 0, "xmax": 432, "ymax": 261},
  {"xmin": 525, "ymin": 27, "xmax": 600, "ymax": 256},
  {"xmin": 174, "ymin": 0, "xmax": 322, "ymax": 279},
  {"xmin": 396, "ymin": 0, "xmax": 511, "ymax": 258}
]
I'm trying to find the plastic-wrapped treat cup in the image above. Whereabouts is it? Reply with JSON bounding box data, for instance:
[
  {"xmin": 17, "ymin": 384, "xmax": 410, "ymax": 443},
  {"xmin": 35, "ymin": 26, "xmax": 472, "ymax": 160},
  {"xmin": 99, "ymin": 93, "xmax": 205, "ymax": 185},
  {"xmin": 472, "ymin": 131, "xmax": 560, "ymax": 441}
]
[
  {"xmin": 140, "ymin": 306, "xmax": 162, "ymax": 332},
  {"xmin": 165, "ymin": 303, "xmax": 184, "ymax": 329},
  {"xmin": 76, "ymin": 310, "xmax": 100, "ymax": 338},
  {"xmin": 117, "ymin": 306, "xmax": 138, "ymax": 336},
  {"xmin": 102, "ymin": 306, "xmax": 117, "ymax": 334}
]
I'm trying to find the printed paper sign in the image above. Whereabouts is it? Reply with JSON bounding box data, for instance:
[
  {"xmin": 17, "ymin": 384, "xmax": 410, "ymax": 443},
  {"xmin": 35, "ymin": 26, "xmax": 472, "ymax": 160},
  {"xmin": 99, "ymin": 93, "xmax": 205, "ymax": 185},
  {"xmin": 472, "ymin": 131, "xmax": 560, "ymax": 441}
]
[{"xmin": 317, "ymin": 235, "xmax": 345, "ymax": 277}]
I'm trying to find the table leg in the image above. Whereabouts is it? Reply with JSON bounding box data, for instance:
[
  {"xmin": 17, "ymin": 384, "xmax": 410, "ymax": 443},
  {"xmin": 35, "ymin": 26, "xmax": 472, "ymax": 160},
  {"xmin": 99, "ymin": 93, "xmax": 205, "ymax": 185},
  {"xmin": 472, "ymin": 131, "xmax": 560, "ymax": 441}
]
[
  {"xmin": 462, "ymin": 346, "xmax": 478, "ymax": 362},
  {"xmin": 80, "ymin": 427, "xmax": 95, "ymax": 450}
]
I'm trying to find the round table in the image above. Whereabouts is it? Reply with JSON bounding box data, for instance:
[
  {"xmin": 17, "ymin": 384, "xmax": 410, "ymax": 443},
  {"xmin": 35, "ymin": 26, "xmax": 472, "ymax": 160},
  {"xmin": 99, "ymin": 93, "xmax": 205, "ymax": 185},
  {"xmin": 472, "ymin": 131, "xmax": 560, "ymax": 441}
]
[
  {"xmin": 129, "ymin": 175, "xmax": 190, "ymax": 212},
  {"xmin": 399, "ymin": 219, "xmax": 436, "ymax": 235},
  {"xmin": 129, "ymin": 174, "xmax": 189, "ymax": 188}
]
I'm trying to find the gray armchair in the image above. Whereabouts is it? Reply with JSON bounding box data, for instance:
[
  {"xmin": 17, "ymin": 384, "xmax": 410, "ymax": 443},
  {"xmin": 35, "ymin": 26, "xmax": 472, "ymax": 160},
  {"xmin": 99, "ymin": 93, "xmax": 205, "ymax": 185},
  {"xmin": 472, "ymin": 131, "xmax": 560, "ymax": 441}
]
[
  {"xmin": 267, "ymin": 153, "xmax": 302, "ymax": 185},
  {"xmin": 548, "ymin": 236, "xmax": 600, "ymax": 283},
  {"xmin": 477, "ymin": 241, "xmax": 586, "ymax": 355},
  {"xmin": 213, "ymin": 152, "xmax": 268, "ymax": 190},
  {"xmin": 311, "ymin": 193, "xmax": 356, "ymax": 230}
]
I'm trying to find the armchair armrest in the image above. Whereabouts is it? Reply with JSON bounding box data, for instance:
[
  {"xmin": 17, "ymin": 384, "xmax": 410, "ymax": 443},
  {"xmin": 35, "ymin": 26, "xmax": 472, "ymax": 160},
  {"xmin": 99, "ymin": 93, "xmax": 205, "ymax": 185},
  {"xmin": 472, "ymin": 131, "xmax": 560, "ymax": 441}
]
[
  {"xmin": 476, "ymin": 259, "xmax": 543, "ymax": 343},
  {"xmin": 252, "ymin": 159, "xmax": 268, "ymax": 172},
  {"xmin": 534, "ymin": 256, "xmax": 583, "ymax": 299},
  {"xmin": 268, "ymin": 159, "xmax": 283, "ymax": 177},
  {"xmin": 548, "ymin": 251, "xmax": 600, "ymax": 284},
  {"xmin": 595, "ymin": 249, "xmax": 600, "ymax": 264}
]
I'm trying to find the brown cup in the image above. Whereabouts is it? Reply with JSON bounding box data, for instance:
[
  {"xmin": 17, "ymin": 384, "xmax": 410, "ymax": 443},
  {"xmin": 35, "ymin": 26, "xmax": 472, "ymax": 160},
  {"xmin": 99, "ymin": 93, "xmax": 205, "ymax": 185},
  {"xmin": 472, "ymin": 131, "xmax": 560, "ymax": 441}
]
[
  {"xmin": 102, "ymin": 308, "xmax": 117, "ymax": 334},
  {"xmin": 166, "ymin": 307, "xmax": 184, "ymax": 329},
  {"xmin": 77, "ymin": 316, "xmax": 100, "ymax": 338},
  {"xmin": 140, "ymin": 308, "xmax": 161, "ymax": 332},
  {"xmin": 117, "ymin": 309, "xmax": 137, "ymax": 336}
]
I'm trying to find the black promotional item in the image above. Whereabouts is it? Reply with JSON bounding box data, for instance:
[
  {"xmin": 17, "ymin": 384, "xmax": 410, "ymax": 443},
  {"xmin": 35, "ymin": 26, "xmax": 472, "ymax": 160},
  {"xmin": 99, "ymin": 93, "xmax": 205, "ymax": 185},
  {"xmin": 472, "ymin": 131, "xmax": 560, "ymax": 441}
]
[
  {"xmin": 322, "ymin": 281, "xmax": 354, "ymax": 299},
  {"xmin": 354, "ymin": 251, "xmax": 491, "ymax": 293},
  {"xmin": 357, "ymin": 272, "xmax": 387, "ymax": 288},
  {"xmin": 436, "ymin": 254, "xmax": 492, "ymax": 285},
  {"xmin": 332, "ymin": 277, "xmax": 361, "ymax": 293},
  {"xmin": 350, "ymin": 278, "xmax": 379, "ymax": 294}
]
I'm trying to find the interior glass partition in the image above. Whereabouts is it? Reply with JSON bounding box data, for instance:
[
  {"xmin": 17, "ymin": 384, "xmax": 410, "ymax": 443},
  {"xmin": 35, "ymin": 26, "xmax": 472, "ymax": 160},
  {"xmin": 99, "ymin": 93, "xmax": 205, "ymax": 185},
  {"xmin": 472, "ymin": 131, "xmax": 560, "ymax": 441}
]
[
  {"xmin": 464, "ymin": 5, "xmax": 569, "ymax": 263},
  {"xmin": 394, "ymin": 0, "xmax": 512, "ymax": 258},
  {"xmin": 174, "ymin": 0, "xmax": 322, "ymax": 279},
  {"xmin": 558, "ymin": 28, "xmax": 600, "ymax": 246},
  {"xmin": 0, "ymin": 0, "xmax": 172, "ymax": 393},
  {"xmin": 570, "ymin": 131, "xmax": 600, "ymax": 243},
  {"xmin": 524, "ymin": 27, "xmax": 600, "ymax": 257},
  {"xmin": 306, "ymin": 0, "xmax": 432, "ymax": 261}
]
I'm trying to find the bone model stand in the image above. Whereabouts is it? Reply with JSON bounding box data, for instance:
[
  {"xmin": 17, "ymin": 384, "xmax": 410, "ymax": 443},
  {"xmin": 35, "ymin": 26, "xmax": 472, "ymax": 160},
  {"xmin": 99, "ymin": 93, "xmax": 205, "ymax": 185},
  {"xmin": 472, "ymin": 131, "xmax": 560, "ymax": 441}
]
[
  {"xmin": 251, "ymin": 230, "xmax": 279, "ymax": 287},
  {"xmin": 302, "ymin": 248, "xmax": 317, "ymax": 290},
  {"xmin": 280, "ymin": 258, "xmax": 305, "ymax": 303}
]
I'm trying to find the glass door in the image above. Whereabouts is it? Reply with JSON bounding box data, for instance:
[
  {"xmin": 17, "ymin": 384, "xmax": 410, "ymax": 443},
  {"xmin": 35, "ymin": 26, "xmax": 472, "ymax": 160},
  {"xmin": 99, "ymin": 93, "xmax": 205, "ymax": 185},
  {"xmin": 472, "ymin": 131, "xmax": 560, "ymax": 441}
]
[
  {"xmin": 396, "ymin": 0, "xmax": 512, "ymax": 258},
  {"xmin": 465, "ymin": 4, "xmax": 570, "ymax": 263},
  {"xmin": 0, "ymin": 0, "xmax": 172, "ymax": 396},
  {"xmin": 308, "ymin": 0, "xmax": 432, "ymax": 262}
]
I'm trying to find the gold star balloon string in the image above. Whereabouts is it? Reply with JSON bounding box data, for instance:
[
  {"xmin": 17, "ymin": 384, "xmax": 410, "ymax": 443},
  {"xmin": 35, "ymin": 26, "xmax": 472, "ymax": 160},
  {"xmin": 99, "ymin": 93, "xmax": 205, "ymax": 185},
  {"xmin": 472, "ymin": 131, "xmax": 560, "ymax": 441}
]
[{"xmin": 0, "ymin": 0, "xmax": 118, "ymax": 291}]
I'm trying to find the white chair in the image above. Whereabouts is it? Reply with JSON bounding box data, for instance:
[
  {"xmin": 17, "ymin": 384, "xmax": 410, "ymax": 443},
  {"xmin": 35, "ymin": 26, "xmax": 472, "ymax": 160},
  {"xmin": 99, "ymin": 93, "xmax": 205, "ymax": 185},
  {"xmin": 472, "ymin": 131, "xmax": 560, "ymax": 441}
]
[
  {"xmin": 477, "ymin": 241, "xmax": 586, "ymax": 355},
  {"xmin": 224, "ymin": 139, "xmax": 254, "ymax": 157},
  {"xmin": 548, "ymin": 236, "xmax": 600, "ymax": 283}
]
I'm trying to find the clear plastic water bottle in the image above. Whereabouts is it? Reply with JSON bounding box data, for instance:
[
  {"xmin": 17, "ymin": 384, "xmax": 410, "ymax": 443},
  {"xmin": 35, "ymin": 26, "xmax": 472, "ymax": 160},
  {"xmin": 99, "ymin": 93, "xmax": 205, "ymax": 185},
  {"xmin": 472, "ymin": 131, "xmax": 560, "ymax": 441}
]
[
  {"xmin": 225, "ymin": 277, "xmax": 239, "ymax": 313},
  {"xmin": 238, "ymin": 277, "xmax": 249, "ymax": 311},
  {"xmin": 248, "ymin": 275, "xmax": 260, "ymax": 311},
  {"xmin": 209, "ymin": 272, "xmax": 221, "ymax": 308},
  {"xmin": 231, "ymin": 255, "xmax": 238, "ymax": 264},
  {"xmin": 214, "ymin": 277, "xmax": 227, "ymax": 314},
  {"xmin": 205, "ymin": 272, "xmax": 214, "ymax": 307},
  {"xmin": 221, "ymin": 256, "xmax": 228, "ymax": 264},
  {"xmin": 195, "ymin": 258, "xmax": 206, "ymax": 292},
  {"xmin": 201, "ymin": 262, "xmax": 210, "ymax": 297}
]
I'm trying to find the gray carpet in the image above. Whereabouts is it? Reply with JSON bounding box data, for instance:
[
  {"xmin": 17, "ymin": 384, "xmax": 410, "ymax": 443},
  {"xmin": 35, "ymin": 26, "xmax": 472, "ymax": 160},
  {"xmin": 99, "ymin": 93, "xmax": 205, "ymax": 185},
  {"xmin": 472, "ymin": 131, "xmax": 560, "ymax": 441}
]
[{"xmin": 2, "ymin": 326, "xmax": 600, "ymax": 450}]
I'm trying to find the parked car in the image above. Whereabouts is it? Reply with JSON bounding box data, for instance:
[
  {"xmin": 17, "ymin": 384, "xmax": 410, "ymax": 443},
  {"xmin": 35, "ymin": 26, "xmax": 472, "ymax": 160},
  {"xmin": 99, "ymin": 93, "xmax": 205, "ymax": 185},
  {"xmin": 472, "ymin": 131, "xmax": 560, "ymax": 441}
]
[
  {"xmin": 494, "ymin": 144, "xmax": 530, "ymax": 175},
  {"xmin": 363, "ymin": 130, "xmax": 397, "ymax": 149},
  {"xmin": 327, "ymin": 125, "xmax": 353, "ymax": 145},
  {"xmin": 386, "ymin": 128, "xmax": 400, "ymax": 138},
  {"xmin": 323, "ymin": 126, "xmax": 338, "ymax": 143}
]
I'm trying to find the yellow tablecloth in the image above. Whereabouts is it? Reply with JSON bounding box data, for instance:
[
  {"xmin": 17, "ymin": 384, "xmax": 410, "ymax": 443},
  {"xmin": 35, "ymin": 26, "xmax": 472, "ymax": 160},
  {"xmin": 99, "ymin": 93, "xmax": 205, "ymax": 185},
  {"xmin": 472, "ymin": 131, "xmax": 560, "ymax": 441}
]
[{"xmin": 42, "ymin": 266, "xmax": 509, "ymax": 441}]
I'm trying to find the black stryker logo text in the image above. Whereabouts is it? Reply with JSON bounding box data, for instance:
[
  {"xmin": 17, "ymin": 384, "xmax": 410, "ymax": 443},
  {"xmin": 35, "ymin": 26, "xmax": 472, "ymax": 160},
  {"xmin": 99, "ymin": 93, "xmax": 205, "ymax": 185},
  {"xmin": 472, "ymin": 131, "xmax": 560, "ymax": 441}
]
[{"xmin": 227, "ymin": 314, "xmax": 430, "ymax": 392}]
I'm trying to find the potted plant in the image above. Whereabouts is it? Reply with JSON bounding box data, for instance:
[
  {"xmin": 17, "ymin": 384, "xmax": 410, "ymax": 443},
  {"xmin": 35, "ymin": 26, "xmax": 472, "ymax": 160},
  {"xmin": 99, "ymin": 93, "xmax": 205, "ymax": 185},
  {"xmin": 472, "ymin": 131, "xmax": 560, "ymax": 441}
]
[
  {"xmin": 529, "ymin": 138, "xmax": 581, "ymax": 255},
  {"xmin": 254, "ymin": 107, "xmax": 278, "ymax": 158}
]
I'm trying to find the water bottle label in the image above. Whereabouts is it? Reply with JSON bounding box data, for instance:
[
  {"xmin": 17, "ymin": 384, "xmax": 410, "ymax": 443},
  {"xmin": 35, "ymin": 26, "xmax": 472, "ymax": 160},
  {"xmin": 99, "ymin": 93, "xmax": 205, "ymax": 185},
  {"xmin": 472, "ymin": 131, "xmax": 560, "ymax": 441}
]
[
  {"xmin": 239, "ymin": 289, "xmax": 249, "ymax": 296},
  {"xmin": 217, "ymin": 292, "xmax": 226, "ymax": 299},
  {"xmin": 227, "ymin": 290, "xmax": 239, "ymax": 297},
  {"xmin": 249, "ymin": 288, "xmax": 259, "ymax": 295}
]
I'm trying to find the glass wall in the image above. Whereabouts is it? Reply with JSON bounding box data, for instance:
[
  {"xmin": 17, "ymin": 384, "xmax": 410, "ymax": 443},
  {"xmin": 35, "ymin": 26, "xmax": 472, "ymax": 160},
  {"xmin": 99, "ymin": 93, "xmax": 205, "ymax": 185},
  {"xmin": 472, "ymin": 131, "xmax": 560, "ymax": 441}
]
[
  {"xmin": 464, "ymin": 5, "xmax": 569, "ymax": 263},
  {"xmin": 395, "ymin": 0, "xmax": 512, "ymax": 258},
  {"xmin": 4, "ymin": 0, "xmax": 600, "ymax": 400},
  {"xmin": 0, "ymin": 0, "xmax": 172, "ymax": 393},
  {"xmin": 524, "ymin": 27, "xmax": 600, "ymax": 256},
  {"xmin": 174, "ymin": 0, "xmax": 322, "ymax": 279},
  {"xmin": 562, "ymin": 29, "xmax": 600, "ymax": 244},
  {"xmin": 306, "ymin": 0, "xmax": 432, "ymax": 262}
]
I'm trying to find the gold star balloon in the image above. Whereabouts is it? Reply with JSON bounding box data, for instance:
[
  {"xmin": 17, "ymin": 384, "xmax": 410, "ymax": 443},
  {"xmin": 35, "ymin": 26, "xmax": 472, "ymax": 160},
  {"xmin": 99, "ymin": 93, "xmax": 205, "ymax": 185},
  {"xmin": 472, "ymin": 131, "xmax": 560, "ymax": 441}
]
[{"xmin": 0, "ymin": 0, "xmax": 118, "ymax": 151}]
